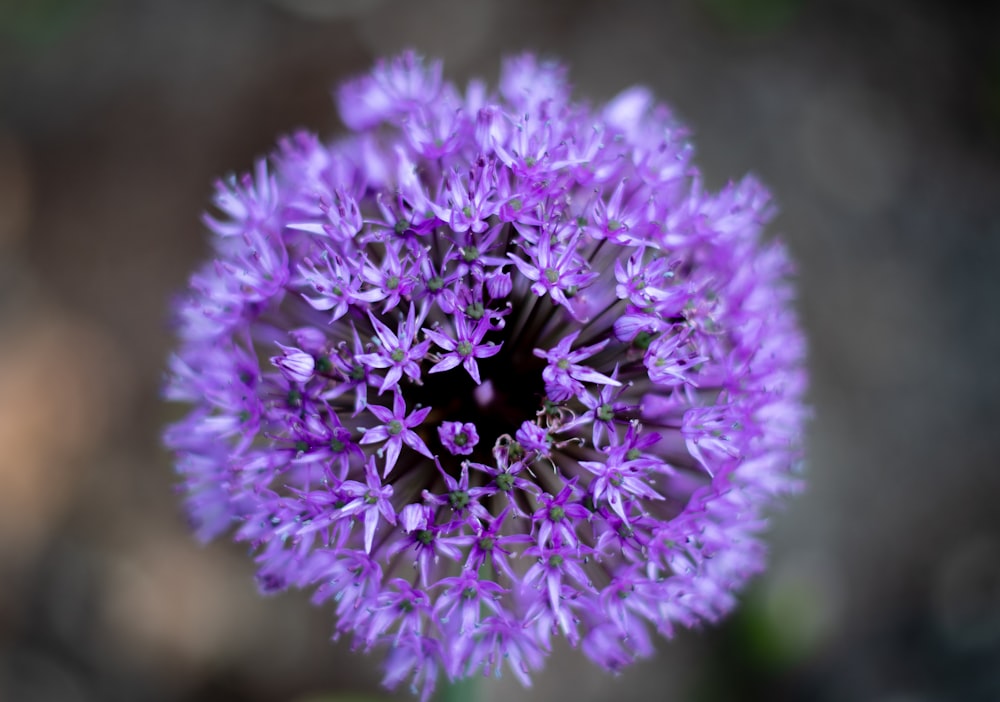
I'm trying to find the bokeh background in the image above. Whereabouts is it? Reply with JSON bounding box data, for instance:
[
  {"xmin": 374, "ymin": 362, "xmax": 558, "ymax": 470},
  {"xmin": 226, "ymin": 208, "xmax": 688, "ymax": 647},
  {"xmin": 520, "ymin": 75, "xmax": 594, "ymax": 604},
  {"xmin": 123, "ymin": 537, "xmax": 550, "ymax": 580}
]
[{"xmin": 2, "ymin": 1, "xmax": 999, "ymax": 700}]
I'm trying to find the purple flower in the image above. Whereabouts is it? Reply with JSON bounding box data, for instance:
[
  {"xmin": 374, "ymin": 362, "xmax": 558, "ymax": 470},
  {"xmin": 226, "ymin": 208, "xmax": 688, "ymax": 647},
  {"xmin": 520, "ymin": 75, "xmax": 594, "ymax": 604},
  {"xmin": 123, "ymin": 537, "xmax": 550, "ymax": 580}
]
[
  {"xmin": 356, "ymin": 305, "xmax": 432, "ymax": 394},
  {"xmin": 359, "ymin": 390, "xmax": 433, "ymax": 475},
  {"xmin": 164, "ymin": 53, "xmax": 808, "ymax": 701},
  {"xmin": 270, "ymin": 342, "xmax": 315, "ymax": 384},
  {"xmin": 429, "ymin": 323, "xmax": 501, "ymax": 388},
  {"xmin": 437, "ymin": 421, "xmax": 479, "ymax": 456}
]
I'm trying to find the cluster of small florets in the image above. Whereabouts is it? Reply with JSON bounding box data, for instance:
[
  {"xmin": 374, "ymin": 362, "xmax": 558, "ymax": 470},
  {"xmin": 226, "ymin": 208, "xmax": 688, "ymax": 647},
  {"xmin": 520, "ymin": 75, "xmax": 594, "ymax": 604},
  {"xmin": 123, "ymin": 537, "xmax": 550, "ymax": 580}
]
[{"xmin": 164, "ymin": 52, "xmax": 807, "ymax": 700}]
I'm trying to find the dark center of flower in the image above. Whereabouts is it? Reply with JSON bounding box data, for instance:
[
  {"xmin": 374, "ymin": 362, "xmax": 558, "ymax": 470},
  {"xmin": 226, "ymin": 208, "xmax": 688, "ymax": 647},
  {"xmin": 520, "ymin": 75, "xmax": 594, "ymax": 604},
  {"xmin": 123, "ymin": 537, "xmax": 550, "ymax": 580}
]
[
  {"xmin": 633, "ymin": 331, "xmax": 654, "ymax": 350},
  {"xmin": 448, "ymin": 490, "xmax": 470, "ymax": 510},
  {"xmin": 494, "ymin": 472, "xmax": 514, "ymax": 492},
  {"xmin": 408, "ymin": 333, "xmax": 546, "ymax": 472},
  {"xmin": 314, "ymin": 356, "xmax": 333, "ymax": 374}
]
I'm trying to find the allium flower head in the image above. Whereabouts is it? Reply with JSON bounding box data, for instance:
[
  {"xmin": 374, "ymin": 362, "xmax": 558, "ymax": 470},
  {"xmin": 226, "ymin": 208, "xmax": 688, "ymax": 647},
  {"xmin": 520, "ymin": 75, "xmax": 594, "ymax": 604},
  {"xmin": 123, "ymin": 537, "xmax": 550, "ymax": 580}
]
[{"xmin": 164, "ymin": 52, "xmax": 808, "ymax": 699}]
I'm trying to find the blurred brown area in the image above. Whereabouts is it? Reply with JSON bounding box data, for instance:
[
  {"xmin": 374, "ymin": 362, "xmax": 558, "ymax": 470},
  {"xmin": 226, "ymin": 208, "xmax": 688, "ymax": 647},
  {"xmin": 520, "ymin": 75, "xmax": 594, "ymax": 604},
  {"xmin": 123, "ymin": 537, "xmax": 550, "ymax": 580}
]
[{"xmin": 1, "ymin": 1, "xmax": 999, "ymax": 701}]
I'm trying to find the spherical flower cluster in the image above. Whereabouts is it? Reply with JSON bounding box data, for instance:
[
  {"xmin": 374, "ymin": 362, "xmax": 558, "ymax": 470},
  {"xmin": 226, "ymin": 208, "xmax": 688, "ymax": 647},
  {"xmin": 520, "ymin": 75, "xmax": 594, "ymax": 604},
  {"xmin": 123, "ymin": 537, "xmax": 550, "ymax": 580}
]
[{"xmin": 164, "ymin": 52, "xmax": 807, "ymax": 699}]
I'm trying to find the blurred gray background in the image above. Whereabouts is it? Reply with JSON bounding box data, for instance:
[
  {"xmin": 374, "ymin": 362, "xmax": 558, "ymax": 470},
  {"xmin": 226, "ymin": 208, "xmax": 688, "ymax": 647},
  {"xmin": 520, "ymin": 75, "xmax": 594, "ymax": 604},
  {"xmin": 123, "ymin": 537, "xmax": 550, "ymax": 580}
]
[{"xmin": 1, "ymin": 1, "xmax": 999, "ymax": 701}]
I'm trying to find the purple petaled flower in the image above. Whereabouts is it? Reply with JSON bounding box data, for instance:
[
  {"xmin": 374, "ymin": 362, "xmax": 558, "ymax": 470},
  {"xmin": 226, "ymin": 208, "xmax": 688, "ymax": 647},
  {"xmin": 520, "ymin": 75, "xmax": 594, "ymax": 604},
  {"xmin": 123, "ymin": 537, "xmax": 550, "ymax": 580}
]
[
  {"xmin": 164, "ymin": 51, "xmax": 808, "ymax": 701},
  {"xmin": 437, "ymin": 421, "xmax": 479, "ymax": 456}
]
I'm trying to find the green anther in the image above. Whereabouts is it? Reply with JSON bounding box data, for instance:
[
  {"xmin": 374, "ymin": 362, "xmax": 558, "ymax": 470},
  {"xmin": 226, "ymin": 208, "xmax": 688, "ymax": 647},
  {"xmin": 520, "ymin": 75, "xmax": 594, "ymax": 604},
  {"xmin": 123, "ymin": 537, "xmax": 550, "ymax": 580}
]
[
  {"xmin": 386, "ymin": 275, "xmax": 400, "ymax": 290},
  {"xmin": 626, "ymin": 448, "xmax": 641, "ymax": 461},
  {"xmin": 449, "ymin": 490, "xmax": 470, "ymax": 510},
  {"xmin": 330, "ymin": 438, "xmax": 345, "ymax": 453},
  {"xmin": 457, "ymin": 341, "xmax": 473, "ymax": 356},
  {"xmin": 576, "ymin": 216, "xmax": 587, "ymax": 227},
  {"xmin": 295, "ymin": 441, "xmax": 309, "ymax": 452},
  {"xmin": 350, "ymin": 366, "xmax": 365, "ymax": 381},
  {"xmin": 427, "ymin": 276, "xmax": 445, "ymax": 291},
  {"xmin": 617, "ymin": 590, "xmax": 630, "ymax": 600},
  {"xmin": 314, "ymin": 356, "xmax": 333, "ymax": 374},
  {"xmin": 597, "ymin": 404, "xmax": 614, "ymax": 422},
  {"xmin": 399, "ymin": 599, "xmax": 415, "ymax": 612},
  {"xmin": 464, "ymin": 302, "xmax": 485, "ymax": 319},
  {"xmin": 462, "ymin": 205, "xmax": 473, "ymax": 218},
  {"xmin": 453, "ymin": 432, "xmax": 468, "ymax": 446},
  {"xmin": 608, "ymin": 219, "xmax": 623, "ymax": 232},
  {"xmin": 557, "ymin": 358, "xmax": 570, "ymax": 370},
  {"xmin": 394, "ymin": 219, "xmax": 409, "ymax": 234},
  {"xmin": 610, "ymin": 473, "xmax": 624, "ymax": 487},
  {"xmin": 509, "ymin": 198, "xmax": 522, "ymax": 211},
  {"xmin": 549, "ymin": 506, "xmax": 565, "ymax": 521},
  {"xmin": 508, "ymin": 441, "xmax": 524, "ymax": 460},
  {"xmin": 390, "ymin": 348, "xmax": 406, "ymax": 362},
  {"xmin": 525, "ymin": 156, "xmax": 537, "ymax": 167},
  {"xmin": 479, "ymin": 536, "xmax": 495, "ymax": 551},
  {"xmin": 463, "ymin": 586, "xmax": 478, "ymax": 600},
  {"xmin": 543, "ymin": 400, "xmax": 560, "ymax": 417},
  {"xmin": 462, "ymin": 246, "xmax": 479, "ymax": 262},
  {"xmin": 565, "ymin": 285, "xmax": 578, "ymax": 298},
  {"xmin": 544, "ymin": 268, "xmax": 559, "ymax": 283},
  {"xmin": 388, "ymin": 420, "xmax": 404, "ymax": 436},
  {"xmin": 495, "ymin": 472, "xmax": 515, "ymax": 492},
  {"xmin": 549, "ymin": 554, "xmax": 564, "ymax": 567},
  {"xmin": 238, "ymin": 410, "xmax": 251, "ymax": 423},
  {"xmin": 364, "ymin": 493, "xmax": 378, "ymax": 505},
  {"xmin": 416, "ymin": 529, "xmax": 434, "ymax": 545},
  {"xmin": 287, "ymin": 389, "xmax": 302, "ymax": 406}
]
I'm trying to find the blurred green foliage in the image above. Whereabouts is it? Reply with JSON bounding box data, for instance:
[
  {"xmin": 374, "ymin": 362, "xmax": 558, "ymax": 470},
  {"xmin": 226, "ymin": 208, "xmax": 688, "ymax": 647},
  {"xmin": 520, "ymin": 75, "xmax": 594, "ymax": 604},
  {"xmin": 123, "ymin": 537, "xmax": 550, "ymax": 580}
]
[
  {"xmin": 0, "ymin": 0, "xmax": 94, "ymax": 47},
  {"xmin": 701, "ymin": 0, "xmax": 804, "ymax": 34}
]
